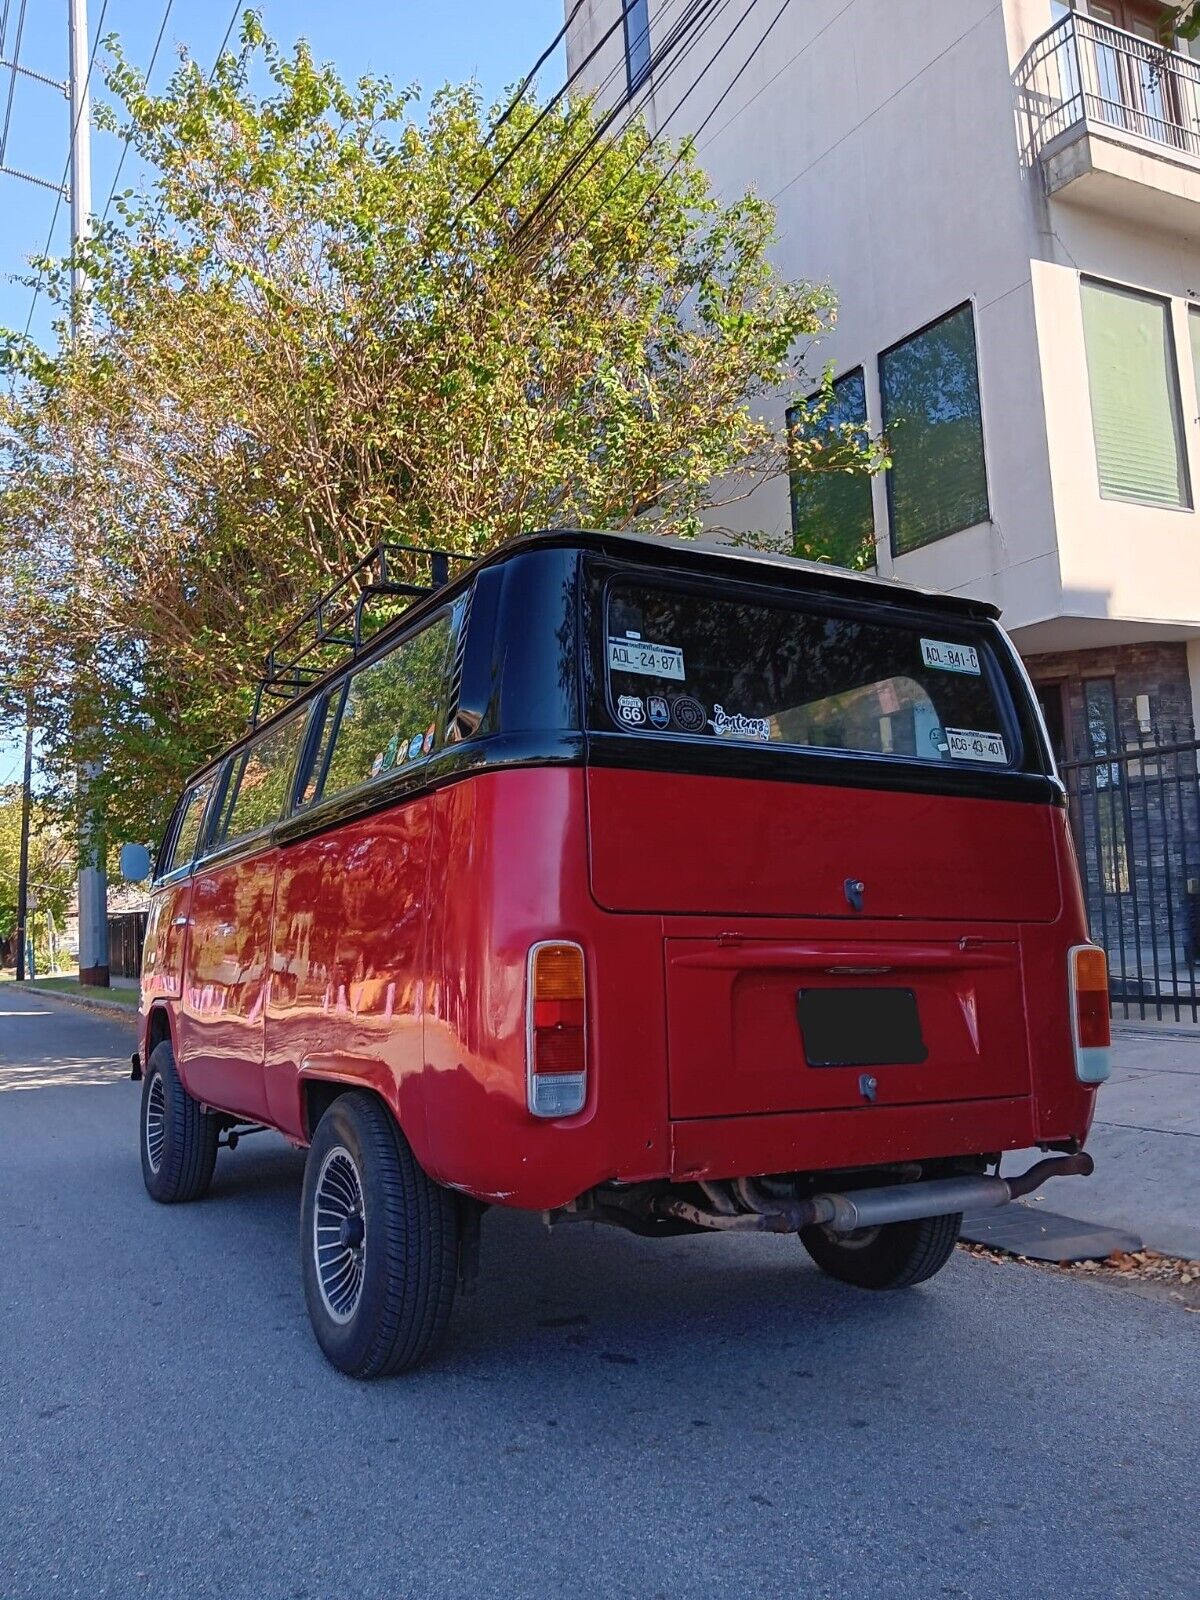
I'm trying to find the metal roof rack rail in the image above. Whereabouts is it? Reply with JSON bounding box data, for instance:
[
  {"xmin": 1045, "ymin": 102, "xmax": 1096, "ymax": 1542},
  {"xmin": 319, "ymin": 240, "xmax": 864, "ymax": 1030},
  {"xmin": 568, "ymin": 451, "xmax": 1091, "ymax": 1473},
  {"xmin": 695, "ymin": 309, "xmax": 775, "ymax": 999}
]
[{"xmin": 250, "ymin": 541, "xmax": 471, "ymax": 727}]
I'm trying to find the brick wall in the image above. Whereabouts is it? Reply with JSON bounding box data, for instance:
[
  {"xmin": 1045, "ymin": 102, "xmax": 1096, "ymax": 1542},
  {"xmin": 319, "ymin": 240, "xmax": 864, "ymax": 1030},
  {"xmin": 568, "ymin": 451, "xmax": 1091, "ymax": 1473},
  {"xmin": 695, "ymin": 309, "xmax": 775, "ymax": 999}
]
[
  {"xmin": 1024, "ymin": 641, "xmax": 1200, "ymax": 984},
  {"xmin": 1023, "ymin": 640, "xmax": 1196, "ymax": 755}
]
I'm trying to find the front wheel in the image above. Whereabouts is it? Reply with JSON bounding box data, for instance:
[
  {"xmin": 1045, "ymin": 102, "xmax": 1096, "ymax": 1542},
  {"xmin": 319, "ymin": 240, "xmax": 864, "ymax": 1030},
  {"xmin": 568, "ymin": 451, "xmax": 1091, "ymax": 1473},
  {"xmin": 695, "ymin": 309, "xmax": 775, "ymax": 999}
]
[
  {"xmin": 301, "ymin": 1091, "xmax": 459, "ymax": 1378},
  {"xmin": 139, "ymin": 1039, "xmax": 219, "ymax": 1203},
  {"xmin": 800, "ymin": 1212, "xmax": 961, "ymax": 1290}
]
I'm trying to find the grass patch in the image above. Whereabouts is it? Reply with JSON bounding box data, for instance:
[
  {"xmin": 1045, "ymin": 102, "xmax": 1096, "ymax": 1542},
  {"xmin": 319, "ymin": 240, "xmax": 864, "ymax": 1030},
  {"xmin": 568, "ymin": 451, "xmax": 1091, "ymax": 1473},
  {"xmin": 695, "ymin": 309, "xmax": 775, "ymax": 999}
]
[{"xmin": 16, "ymin": 975, "xmax": 140, "ymax": 1007}]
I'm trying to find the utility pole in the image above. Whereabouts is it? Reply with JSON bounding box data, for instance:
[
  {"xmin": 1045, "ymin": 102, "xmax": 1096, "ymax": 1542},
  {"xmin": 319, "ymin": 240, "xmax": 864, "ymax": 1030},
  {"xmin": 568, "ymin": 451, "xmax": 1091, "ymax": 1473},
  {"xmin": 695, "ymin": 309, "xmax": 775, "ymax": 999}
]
[
  {"xmin": 68, "ymin": 0, "xmax": 109, "ymax": 986},
  {"xmin": 15, "ymin": 690, "xmax": 34, "ymax": 983}
]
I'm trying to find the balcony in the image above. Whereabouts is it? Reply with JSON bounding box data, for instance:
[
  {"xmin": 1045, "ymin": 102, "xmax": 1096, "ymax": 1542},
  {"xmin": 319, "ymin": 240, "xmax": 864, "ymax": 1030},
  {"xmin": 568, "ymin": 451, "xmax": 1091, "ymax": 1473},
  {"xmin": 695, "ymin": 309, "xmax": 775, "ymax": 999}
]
[{"xmin": 1016, "ymin": 14, "xmax": 1200, "ymax": 232}]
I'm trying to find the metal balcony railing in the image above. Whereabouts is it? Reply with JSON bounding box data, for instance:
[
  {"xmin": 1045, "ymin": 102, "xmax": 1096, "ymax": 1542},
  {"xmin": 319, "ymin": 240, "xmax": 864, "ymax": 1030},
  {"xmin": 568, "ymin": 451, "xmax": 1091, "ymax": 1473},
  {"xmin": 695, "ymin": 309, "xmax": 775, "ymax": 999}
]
[{"xmin": 1016, "ymin": 13, "xmax": 1200, "ymax": 165}]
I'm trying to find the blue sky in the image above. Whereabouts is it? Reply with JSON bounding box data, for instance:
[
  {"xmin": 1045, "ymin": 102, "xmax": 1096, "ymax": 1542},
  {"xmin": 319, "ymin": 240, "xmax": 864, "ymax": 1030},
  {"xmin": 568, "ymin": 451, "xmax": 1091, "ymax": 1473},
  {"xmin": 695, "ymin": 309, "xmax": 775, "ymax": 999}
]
[
  {"xmin": 0, "ymin": 1, "xmax": 564, "ymax": 777},
  {"xmin": 0, "ymin": 1, "xmax": 565, "ymax": 346}
]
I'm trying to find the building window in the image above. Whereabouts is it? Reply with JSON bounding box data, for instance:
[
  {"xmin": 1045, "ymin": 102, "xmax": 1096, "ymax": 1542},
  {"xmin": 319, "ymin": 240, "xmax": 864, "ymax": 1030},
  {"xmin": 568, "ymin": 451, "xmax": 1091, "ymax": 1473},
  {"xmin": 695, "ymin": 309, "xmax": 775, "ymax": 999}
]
[
  {"xmin": 1080, "ymin": 278, "xmax": 1191, "ymax": 509},
  {"xmin": 786, "ymin": 368, "xmax": 876, "ymax": 570},
  {"xmin": 624, "ymin": 0, "xmax": 652, "ymax": 93},
  {"xmin": 879, "ymin": 303, "xmax": 990, "ymax": 557}
]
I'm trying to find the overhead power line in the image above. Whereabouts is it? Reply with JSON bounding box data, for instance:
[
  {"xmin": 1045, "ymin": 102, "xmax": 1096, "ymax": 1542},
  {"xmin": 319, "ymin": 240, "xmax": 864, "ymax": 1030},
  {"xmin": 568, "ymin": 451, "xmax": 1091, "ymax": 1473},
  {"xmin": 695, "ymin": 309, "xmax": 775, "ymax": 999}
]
[
  {"xmin": 483, "ymin": 0, "xmax": 591, "ymax": 154},
  {"xmin": 99, "ymin": 0, "xmax": 175, "ymax": 225},
  {"xmin": 514, "ymin": 0, "xmax": 736, "ymax": 247},
  {"xmin": 537, "ymin": 0, "xmax": 795, "ymax": 269},
  {"xmin": 22, "ymin": 0, "xmax": 240, "ymax": 345},
  {"xmin": 458, "ymin": 0, "xmax": 648, "ymax": 220},
  {"xmin": 0, "ymin": 0, "xmax": 29, "ymax": 167},
  {"xmin": 22, "ymin": 0, "xmax": 109, "ymax": 340}
]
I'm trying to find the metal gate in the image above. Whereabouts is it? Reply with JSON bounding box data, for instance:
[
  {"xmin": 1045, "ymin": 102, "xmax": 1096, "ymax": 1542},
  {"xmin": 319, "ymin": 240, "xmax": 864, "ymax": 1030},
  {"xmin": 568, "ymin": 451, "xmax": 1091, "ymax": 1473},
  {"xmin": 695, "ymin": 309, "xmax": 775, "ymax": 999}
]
[{"xmin": 1060, "ymin": 734, "xmax": 1200, "ymax": 1023}]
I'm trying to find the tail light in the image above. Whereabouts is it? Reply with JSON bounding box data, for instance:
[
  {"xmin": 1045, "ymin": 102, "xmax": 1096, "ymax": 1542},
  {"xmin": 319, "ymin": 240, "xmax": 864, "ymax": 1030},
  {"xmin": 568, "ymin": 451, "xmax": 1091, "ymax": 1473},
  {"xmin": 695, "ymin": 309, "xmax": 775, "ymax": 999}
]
[
  {"xmin": 1069, "ymin": 945, "xmax": 1111, "ymax": 1083},
  {"xmin": 527, "ymin": 941, "xmax": 587, "ymax": 1117}
]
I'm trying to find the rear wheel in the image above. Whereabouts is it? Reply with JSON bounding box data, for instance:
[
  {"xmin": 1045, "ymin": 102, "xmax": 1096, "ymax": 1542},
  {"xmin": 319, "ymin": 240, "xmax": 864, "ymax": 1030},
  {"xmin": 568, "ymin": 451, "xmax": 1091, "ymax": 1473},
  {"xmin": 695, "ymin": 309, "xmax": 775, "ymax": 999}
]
[
  {"xmin": 800, "ymin": 1212, "xmax": 961, "ymax": 1290},
  {"xmin": 300, "ymin": 1091, "xmax": 458, "ymax": 1378},
  {"xmin": 139, "ymin": 1039, "xmax": 219, "ymax": 1203}
]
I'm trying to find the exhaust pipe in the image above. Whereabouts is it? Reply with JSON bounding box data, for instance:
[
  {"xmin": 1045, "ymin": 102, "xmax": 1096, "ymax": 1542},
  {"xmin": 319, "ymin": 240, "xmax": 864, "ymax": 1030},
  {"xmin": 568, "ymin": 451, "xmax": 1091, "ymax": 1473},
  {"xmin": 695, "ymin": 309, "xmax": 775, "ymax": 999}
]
[{"xmin": 657, "ymin": 1153, "xmax": 1095, "ymax": 1234}]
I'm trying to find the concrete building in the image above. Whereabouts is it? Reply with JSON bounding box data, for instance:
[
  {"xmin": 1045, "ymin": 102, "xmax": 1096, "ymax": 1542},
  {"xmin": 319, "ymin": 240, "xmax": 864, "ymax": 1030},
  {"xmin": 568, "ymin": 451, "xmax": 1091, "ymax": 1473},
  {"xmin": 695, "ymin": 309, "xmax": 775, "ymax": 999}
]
[{"xmin": 565, "ymin": 0, "xmax": 1200, "ymax": 760}]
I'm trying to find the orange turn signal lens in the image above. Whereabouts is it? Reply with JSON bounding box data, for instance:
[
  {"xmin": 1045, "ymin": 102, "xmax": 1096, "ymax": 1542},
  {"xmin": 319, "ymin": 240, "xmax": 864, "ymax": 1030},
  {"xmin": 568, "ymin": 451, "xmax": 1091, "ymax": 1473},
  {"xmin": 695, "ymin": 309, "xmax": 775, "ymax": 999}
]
[
  {"xmin": 532, "ymin": 943, "xmax": 585, "ymax": 1002},
  {"xmin": 528, "ymin": 941, "xmax": 588, "ymax": 1117},
  {"xmin": 1070, "ymin": 945, "xmax": 1111, "ymax": 1082}
]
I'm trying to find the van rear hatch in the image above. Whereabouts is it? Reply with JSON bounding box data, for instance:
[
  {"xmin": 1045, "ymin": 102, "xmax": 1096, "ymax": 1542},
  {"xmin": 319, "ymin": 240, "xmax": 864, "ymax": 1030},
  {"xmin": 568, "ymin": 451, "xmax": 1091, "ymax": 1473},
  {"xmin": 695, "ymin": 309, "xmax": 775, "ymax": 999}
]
[{"xmin": 583, "ymin": 560, "xmax": 1062, "ymax": 1119}]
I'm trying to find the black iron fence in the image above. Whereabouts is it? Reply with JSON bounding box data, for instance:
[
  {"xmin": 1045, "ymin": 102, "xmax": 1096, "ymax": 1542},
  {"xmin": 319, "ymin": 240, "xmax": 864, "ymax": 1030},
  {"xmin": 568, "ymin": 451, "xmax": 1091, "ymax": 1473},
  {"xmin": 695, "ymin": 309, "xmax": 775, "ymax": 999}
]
[{"xmin": 1061, "ymin": 733, "xmax": 1200, "ymax": 1023}]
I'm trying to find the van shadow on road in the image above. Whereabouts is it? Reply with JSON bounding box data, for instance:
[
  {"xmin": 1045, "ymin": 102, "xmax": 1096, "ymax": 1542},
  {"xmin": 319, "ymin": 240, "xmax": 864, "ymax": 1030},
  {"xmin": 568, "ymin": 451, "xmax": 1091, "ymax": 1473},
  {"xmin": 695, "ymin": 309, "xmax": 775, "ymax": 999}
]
[{"xmin": 1, "ymin": 1005, "xmax": 1196, "ymax": 1599}]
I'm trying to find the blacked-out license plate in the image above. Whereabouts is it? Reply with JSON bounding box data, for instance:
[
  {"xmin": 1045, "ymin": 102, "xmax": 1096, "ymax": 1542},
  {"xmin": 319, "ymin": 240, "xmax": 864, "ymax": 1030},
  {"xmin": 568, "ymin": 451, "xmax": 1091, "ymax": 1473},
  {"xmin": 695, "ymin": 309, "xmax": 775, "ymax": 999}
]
[{"xmin": 796, "ymin": 987, "xmax": 928, "ymax": 1068}]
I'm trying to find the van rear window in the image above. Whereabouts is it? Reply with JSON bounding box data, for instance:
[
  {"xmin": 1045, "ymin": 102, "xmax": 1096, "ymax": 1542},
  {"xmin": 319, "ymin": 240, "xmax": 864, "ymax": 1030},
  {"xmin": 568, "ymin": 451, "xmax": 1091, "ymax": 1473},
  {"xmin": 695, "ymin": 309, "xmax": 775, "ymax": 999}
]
[{"xmin": 602, "ymin": 581, "xmax": 1021, "ymax": 769}]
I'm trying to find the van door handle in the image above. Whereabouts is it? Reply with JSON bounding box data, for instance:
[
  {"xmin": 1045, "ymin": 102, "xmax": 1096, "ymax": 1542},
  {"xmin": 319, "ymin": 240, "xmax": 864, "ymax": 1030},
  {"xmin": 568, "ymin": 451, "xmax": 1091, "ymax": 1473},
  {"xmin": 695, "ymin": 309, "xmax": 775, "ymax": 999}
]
[{"xmin": 172, "ymin": 916, "xmax": 190, "ymax": 928}]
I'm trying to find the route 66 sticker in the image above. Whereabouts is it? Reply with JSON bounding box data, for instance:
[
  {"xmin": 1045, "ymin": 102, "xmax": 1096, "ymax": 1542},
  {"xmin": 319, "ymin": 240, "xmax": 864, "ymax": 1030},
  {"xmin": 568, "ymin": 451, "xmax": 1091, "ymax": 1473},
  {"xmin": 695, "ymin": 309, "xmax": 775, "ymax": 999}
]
[{"xmin": 617, "ymin": 694, "xmax": 646, "ymax": 726}]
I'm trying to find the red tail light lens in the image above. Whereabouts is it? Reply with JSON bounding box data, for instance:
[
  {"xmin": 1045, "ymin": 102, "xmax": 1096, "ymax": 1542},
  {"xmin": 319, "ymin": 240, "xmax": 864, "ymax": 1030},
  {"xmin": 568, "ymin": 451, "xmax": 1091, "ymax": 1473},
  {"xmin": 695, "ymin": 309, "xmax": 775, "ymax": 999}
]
[
  {"xmin": 527, "ymin": 942, "xmax": 587, "ymax": 1117},
  {"xmin": 1070, "ymin": 945, "xmax": 1111, "ymax": 1082}
]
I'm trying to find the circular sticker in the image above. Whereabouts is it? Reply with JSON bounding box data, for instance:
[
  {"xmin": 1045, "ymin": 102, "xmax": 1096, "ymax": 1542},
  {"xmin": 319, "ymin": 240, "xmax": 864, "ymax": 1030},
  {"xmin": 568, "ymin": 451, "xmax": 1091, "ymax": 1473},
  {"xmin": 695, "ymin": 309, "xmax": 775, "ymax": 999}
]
[
  {"xmin": 407, "ymin": 733, "xmax": 424, "ymax": 761},
  {"xmin": 670, "ymin": 695, "xmax": 707, "ymax": 734}
]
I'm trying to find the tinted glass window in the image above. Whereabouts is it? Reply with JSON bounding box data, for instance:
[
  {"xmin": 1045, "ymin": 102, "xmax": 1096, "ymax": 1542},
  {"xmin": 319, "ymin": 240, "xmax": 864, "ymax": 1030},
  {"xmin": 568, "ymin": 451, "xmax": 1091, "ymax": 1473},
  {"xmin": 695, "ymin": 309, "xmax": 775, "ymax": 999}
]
[
  {"xmin": 787, "ymin": 368, "xmax": 875, "ymax": 570},
  {"xmin": 218, "ymin": 714, "xmax": 306, "ymax": 845},
  {"xmin": 316, "ymin": 614, "xmax": 453, "ymax": 803},
  {"xmin": 603, "ymin": 582, "xmax": 1021, "ymax": 770},
  {"xmin": 162, "ymin": 778, "xmax": 213, "ymax": 874},
  {"xmin": 880, "ymin": 304, "xmax": 990, "ymax": 555}
]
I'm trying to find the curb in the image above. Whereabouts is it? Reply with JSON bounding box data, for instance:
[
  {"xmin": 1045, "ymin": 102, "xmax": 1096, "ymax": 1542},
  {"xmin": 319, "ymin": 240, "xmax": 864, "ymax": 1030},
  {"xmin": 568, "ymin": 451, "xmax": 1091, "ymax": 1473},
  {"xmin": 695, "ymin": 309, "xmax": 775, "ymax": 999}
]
[{"xmin": 11, "ymin": 982, "xmax": 139, "ymax": 1024}]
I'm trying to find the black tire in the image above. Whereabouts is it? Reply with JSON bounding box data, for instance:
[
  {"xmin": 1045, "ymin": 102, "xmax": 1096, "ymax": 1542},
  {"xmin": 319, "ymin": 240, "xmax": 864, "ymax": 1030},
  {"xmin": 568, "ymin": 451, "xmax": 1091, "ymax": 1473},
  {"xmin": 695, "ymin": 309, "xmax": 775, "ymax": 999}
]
[
  {"xmin": 139, "ymin": 1038, "xmax": 219, "ymax": 1204},
  {"xmin": 800, "ymin": 1212, "xmax": 961, "ymax": 1290},
  {"xmin": 300, "ymin": 1091, "xmax": 458, "ymax": 1378}
]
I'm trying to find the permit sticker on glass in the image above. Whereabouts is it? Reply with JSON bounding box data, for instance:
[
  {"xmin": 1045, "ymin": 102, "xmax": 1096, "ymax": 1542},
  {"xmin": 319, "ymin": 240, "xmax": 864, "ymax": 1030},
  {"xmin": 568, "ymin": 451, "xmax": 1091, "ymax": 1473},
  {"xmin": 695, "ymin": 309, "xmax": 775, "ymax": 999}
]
[
  {"xmin": 945, "ymin": 727, "xmax": 1007, "ymax": 765},
  {"xmin": 608, "ymin": 635, "xmax": 685, "ymax": 680},
  {"xmin": 921, "ymin": 638, "xmax": 981, "ymax": 676}
]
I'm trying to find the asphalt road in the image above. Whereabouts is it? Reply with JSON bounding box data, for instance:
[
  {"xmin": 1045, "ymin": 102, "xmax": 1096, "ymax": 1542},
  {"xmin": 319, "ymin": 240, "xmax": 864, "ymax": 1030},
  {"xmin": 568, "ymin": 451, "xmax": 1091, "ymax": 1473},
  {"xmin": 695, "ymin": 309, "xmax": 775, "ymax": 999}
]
[{"xmin": 1, "ymin": 986, "xmax": 1196, "ymax": 1600}]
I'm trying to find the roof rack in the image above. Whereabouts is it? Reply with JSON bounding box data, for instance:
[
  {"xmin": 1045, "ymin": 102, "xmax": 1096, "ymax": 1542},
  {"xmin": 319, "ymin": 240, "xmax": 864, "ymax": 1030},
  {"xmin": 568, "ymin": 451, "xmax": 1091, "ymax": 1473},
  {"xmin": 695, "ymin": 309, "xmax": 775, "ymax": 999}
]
[{"xmin": 250, "ymin": 541, "xmax": 472, "ymax": 727}]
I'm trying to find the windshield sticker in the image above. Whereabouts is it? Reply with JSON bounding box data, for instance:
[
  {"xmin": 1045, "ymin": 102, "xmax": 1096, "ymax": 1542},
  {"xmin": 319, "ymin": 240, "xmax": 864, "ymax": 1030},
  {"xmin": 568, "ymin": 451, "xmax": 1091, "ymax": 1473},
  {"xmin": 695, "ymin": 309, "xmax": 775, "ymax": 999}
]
[
  {"xmin": 608, "ymin": 636, "xmax": 686, "ymax": 680},
  {"xmin": 670, "ymin": 695, "xmax": 707, "ymax": 734},
  {"xmin": 617, "ymin": 694, "xmax": 646, "ymax": 727},
  {"xmin": 709, "ymin": 704, "xmax": 771, "ymax": 742},
  {"xmin": 382, "ymin": 734, "xmax": 401, "ymax": 770},
  {"xmin": 647, "ymin": 695, "xmax": 670, "ymax": 729},
  {"xmin": 921, "ymin": 638, "xmax": 981, "ymax": 676},
  {"xmin": 945, "ymin": 727, "xmax": 1007, "ymax": 764},
  {"xmin": 407, "ymin": 733, "xmax": 424, "ymax": 761}
]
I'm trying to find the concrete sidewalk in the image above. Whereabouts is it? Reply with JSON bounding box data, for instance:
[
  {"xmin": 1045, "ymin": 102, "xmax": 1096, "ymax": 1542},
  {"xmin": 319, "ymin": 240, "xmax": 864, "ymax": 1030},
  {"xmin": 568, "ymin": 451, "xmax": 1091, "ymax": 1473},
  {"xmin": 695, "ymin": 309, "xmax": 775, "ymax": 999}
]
[{"xmin": 1003, "ymin": 1023, "xmax": 1200, "ymax": 1259}]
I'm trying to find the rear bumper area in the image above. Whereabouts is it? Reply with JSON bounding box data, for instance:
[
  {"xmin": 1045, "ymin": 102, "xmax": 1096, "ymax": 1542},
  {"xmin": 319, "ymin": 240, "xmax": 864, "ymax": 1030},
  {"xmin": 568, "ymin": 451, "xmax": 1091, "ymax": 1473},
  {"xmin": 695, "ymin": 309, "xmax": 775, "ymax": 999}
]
[{"xmin": 668, "ymin": 1095, "xmax": 1041, "ymax": 1184}]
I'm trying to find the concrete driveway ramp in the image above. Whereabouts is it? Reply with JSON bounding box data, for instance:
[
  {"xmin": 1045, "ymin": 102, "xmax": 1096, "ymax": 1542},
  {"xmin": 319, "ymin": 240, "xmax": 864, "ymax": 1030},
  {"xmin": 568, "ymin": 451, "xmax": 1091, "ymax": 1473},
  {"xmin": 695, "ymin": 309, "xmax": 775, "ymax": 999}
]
[{"xmin": 960, "ymin": 1202, "xmax": 1142, "ymax": 1262}]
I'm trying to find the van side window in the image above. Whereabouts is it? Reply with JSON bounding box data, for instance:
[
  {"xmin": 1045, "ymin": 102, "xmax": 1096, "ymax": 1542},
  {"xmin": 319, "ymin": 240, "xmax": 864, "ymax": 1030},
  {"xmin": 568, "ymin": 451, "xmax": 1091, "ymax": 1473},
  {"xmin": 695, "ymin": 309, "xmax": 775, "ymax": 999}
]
[
  {"xmin": 314, "ymin": 612, "xmax": 453, "ymax": 804},
  {"xmin": 161, "ymin": 777, "xmax": 215, "ymax": 875},
  {"xmin": 215, "ymin": 713, "xmax": 306, "ymax": 847}
]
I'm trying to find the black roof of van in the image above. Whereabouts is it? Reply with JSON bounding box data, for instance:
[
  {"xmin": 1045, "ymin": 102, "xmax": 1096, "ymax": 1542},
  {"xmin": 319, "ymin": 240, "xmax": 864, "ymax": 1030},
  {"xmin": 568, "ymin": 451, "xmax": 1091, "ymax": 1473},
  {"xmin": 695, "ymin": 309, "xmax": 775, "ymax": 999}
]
[
  {"xmin": 184, "ymin": 527, "xmax": 1002, "ymax": 785},
  {"xmin": 501, "ymin": 527, "xmax": 999, "ymax": 620}
]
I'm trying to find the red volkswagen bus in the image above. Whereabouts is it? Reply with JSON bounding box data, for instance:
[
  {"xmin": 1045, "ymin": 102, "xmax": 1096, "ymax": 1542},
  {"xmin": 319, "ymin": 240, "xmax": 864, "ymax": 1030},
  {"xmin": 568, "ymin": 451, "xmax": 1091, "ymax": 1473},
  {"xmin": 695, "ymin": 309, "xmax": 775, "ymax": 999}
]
[{"xmin": 131, "ymin": 530, "xmax": 1108, "ymax": 1377}]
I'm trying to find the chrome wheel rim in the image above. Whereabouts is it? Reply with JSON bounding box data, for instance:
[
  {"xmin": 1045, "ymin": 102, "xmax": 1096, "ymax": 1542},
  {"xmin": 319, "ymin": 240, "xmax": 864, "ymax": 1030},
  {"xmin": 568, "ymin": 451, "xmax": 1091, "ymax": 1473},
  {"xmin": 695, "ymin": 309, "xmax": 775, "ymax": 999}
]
[
  {"xmin": 313, "ymin": 1145, "xmax": 367, "ymax": 1324},
  {"xmin": 145, "ymin": 1072, "xmax": 166, "ymax": 1173}
]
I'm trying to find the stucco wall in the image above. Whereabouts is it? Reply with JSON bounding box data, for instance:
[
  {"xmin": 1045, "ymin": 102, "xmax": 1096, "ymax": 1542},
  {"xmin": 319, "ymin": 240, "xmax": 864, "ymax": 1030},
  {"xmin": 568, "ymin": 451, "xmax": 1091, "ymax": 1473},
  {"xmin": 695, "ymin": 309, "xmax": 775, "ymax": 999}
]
[{"xmin": 565, "ymin": 0, "xmax": 1200, "ymax": 709}]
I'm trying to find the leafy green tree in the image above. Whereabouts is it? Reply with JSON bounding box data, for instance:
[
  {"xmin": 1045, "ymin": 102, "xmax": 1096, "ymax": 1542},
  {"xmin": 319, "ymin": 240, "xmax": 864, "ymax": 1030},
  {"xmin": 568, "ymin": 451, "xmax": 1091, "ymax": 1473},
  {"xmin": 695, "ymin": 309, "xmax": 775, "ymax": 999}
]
[
  {"xmin": 0, "ymin": 785, "xmax": 73, "ymax": 966},
  {"xmin": 0, "ymin": 15, "xmax": 872, "ymax": 848}
]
